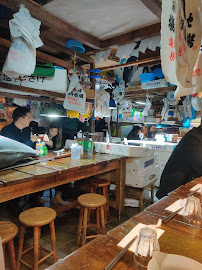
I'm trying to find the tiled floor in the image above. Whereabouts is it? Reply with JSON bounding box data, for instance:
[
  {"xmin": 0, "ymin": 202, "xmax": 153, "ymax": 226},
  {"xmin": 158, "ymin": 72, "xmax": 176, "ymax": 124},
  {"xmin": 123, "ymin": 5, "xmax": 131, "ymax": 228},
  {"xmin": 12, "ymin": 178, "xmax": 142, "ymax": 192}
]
[{"xmin": 3, "ymin": 186, "xmax": 158, "ymax": 270}]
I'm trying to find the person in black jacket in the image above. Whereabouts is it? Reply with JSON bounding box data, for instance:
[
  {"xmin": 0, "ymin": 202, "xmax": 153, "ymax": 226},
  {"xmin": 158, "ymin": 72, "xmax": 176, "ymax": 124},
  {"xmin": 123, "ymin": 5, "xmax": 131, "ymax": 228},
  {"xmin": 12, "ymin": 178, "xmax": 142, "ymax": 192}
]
[
  {"xmin": 156, "ymin": 124, "xmax": 202, "ymax": 199},
  {"xmin": 1, "ymin": 106, "xmax": 38, "ymax": 148}
]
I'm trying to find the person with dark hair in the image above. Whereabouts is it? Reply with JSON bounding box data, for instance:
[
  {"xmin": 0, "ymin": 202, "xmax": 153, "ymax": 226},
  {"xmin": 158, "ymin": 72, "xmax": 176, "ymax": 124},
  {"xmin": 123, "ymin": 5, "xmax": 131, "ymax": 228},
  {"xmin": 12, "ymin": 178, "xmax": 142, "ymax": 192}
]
[
  {"xmin": 45, "ymin": 121, "xmax": 62, "ymax": 150},
  {"xmin": 156, "ymin": 123, "xmax": 202, "ymax": 199},
  {"xmin": 0, "ymin": 106, "xmax": 38, "ymax": 147},
  {"xmin": 148, "ymin": 125, "xmax": 157, "ymax": 140},
  {"xmin": 127, "ymin": 125, "xmax": 141, "ymax": 140}
]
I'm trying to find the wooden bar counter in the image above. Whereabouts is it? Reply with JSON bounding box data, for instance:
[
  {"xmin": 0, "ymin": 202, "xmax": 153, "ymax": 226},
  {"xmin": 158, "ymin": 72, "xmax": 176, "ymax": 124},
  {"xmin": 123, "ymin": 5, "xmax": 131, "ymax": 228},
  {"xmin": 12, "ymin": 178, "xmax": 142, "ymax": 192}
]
[
  {"xmin": 0, "ymin": 153, "xmax": 126, "ymax": 219},
  {"xmin": 47, "ymin": 208, "xmax": 202, "ymax": 270}
]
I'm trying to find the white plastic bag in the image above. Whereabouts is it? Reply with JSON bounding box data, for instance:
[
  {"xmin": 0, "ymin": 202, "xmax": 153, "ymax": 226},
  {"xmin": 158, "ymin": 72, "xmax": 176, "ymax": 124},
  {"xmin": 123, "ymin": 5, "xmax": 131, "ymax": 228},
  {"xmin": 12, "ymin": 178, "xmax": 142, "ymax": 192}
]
[
  {"xmin": 63, "ymin": 72, "xmax": 86, "ymax": 113},
  {"xmin": 2, "ymin": 5, "xmax": 43, "ymax": 78}
]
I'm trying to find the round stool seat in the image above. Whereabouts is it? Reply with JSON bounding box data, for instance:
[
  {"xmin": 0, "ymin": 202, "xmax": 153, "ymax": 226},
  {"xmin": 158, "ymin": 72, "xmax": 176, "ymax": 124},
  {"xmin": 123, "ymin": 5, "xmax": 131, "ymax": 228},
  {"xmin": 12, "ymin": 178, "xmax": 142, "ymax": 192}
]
[
  {"xmin": 78, "ymin": 193, "xmax": 107, "ymax": 208},
  {"xmin": 19, "ymin": 207, "xmax": 56, "ymax": 227},
  {"xmin": 90, "ymin": 178, "xmax": 110, "ymax": 188},
  {"xmin": 0, "ymin": 221, "xmax": 18, "ymax": 244}
]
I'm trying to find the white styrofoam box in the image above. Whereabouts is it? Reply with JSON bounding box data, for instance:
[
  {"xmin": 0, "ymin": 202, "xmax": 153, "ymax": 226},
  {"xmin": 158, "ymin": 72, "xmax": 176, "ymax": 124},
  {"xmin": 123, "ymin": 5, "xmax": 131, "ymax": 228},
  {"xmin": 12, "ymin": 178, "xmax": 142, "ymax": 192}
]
[
  {"xmin": 94, "ymin": 142, "xmax": 155, "ymax": 157},
  {"xmin": 94, "ymin": 142, "xmax": 107, "ymax": 154},
  {"xmin": 126, "ymin": 155, "xmax": 157, "ymax": 175},
  {"xmin": 110, "ymin": 137, "xmax": 121, "ymax": 143},
  {"xmin": 141, "ymin": 78, "xmax": 168, "ymax": 89},
  {"xmin": 125, "ymin": 198, "xmax": 139, "ymax": 207},
  {"xmin": 110, "ymin": 143, "xmax": 155, "ymax": 157},
  {"xmin": 126, "ymin": 165, "xmax": 159, "ymax": 188}
]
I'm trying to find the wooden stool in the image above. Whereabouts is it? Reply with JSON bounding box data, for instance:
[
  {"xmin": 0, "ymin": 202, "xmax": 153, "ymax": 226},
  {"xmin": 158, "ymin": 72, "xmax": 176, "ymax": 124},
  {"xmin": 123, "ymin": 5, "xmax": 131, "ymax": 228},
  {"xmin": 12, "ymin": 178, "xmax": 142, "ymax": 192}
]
[
  {"xmin": 125, "ymin": 179, "xmax": 157, "ymax": 212},
  {"xmin": 17, "ymin": 207, "xmax": 57, "ymax": 270},
  {"xmin": 90, "ymin": 178, "xmax": 110, "ymax": 220},
  {"xmin": 0, "ymin": 221, "xmax": 18, "ymax": 270},
  {"xmin": 77, "ymin": 193, "xmax": 106, "ymax": 246}
]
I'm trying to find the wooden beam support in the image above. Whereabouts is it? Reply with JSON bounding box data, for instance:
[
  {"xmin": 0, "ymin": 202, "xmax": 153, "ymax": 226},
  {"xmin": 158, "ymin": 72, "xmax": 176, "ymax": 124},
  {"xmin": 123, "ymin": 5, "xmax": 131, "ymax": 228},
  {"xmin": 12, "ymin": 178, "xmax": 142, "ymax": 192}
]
[
  {"xmin": 0, "ymin": 81, "xmax": 65, "ymax": 98},
  {"xmin": 99, "ymin": 56, "xmax": 161, "ymax": 71},
  {"xmin": 101, "ymin": 23, "xmax": 161, "ymax": 49},
  {"xmin": 0, "ymin": 90, "xmax": 63, "ymax": 104},
  {"xmin": 0, "ymin": 0, "xmax": 101, "ymax": 49},
  {"xmin": 125, "ymin": 86, "xmax": 176, "ymax": 97},
  {"xmin": 0, "ymin": 82, "xmax": 95, "ymax": 100},
  {"xmin": 0, "ymin": 37, "xmax": 74, "ymax": 69},
  {"xmin": 42, "ymin": 38, "xmax": 94, "ymax": 64},
  {"xmin": 140, "ymin": 0, "xmax": 161, "ymax": 20}
]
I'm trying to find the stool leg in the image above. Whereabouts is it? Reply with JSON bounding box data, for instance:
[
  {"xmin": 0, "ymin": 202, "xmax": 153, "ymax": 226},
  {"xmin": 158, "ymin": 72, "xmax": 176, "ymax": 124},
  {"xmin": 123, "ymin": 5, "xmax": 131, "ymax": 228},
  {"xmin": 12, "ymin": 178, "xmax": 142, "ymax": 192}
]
[
  {"xmin": 38, "ymin": 227, "xmax": 41, "ymax": 261},
  {"xmin": 105, "ymin": 186, "xmax": 110, "ymax": 216},
  {"xmin": 96, "ymin": 207, "xmax": 100, "ymax": 234},
  {"xmin": 151, "ymin": 184, "xmax": 155, "ymax": 204},
  {"xmin": 100, "ymin": 206, "xmax": 106, "ymax": 235},
  {"xmin": 3, "ymin": 244, "xmax": 5, "ymax": 265},
  {"xmin": 50, "ymin": 188, "xmax": 53, "ymax": 201},
  {"xmin": 33, "ymin": 227, "xmax": 40, "ymax": 270},
  {"xmin": 50, "ymin": 221, "xmax": 58, "ymax": 263},
  {"xmin": 103, "ymin": 187, "xmax": 108, "ymax": 223},
  {"xmin": 17, "ymin": 225, "xmax": 25, "ymax": 270},
  {"xmin": 81, "ymin": 207, "xmax": 88, "ymax": 246},
  {"xmin": 8, "ymin": 240, "xmax": 16, "ymax": 270},
  {"xmin": 139, "ymin": 191, "xmax": 144, "ymax": 212},
  {"xmin": 77, "ymin": 207, "xmax": 84, "ymax": 245}
]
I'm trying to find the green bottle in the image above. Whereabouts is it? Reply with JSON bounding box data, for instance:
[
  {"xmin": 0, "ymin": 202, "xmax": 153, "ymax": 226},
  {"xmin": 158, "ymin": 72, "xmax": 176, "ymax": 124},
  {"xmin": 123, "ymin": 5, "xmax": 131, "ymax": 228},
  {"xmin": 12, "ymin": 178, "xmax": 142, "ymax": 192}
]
[{"xmin": 39, "ymin": 142, "xmax": 48, "ymax": 156}]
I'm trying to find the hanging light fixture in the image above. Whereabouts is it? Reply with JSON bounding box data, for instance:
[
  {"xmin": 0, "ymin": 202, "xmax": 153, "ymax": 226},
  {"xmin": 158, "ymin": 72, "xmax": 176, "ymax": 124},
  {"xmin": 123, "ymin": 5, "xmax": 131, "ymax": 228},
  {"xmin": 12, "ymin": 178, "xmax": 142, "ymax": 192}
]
[
  {"xmin": 39, "ymin": 102, "xmax": 66, "ymax": 118},
  {"xmin": 109, "ymin": 97, "xmax": 116, "ymax": 109}
]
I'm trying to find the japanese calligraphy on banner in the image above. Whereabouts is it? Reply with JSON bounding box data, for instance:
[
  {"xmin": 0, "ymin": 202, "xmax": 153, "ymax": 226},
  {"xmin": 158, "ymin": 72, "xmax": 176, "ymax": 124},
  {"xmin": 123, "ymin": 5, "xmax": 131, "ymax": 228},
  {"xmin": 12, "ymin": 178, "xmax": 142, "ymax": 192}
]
[
  {"xmin": 175, "ymin": 0, "xmax": 201, "ymax": 88},
  {"xmin": 0, "ymin": 69, "xmax": 67, "ymax": 93},
  {"xmin": 161, "ymin": 0, "xmax": 202, "ymax": 99},
  {"xmin": 63, "ymin": 72, "xmax": 86, "ymax": 113}
]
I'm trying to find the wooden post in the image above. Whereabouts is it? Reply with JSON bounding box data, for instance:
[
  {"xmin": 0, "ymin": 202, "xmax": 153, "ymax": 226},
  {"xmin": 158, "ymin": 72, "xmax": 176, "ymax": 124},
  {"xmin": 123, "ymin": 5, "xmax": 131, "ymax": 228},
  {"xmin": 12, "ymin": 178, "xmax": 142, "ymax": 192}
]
[
  {"xmin": 89, "ymin": 62, "xmax": 95, "ymax": 133},
  {"xmin": 116, "ymin": 159, "xmax": 126, "ymax": 219}
]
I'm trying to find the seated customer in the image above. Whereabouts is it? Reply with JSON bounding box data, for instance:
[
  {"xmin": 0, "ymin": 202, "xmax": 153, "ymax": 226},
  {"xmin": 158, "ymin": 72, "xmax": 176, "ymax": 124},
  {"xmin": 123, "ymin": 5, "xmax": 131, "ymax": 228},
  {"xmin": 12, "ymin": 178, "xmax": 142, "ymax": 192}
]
[
  {"xmin": 1, "ymin": 106, "xmax": 38, "ymax": 147},
  {"xmin": 45, "ymin": 121, "xmax": 68, "ymax": 205},
  {"xmin": 127, "ymin": 125, "xmax": 141, "ymax": 140},
  {"xmin": 45, "ymin": 121, "xmax": 62, "ymax": 150},
  {"xmin": 156, "ymin": 123, "xmax": 202, "ymax": 199},
  {"xmin": 148, "ymin": 125, "xmax": 157, "ymax": 140}
]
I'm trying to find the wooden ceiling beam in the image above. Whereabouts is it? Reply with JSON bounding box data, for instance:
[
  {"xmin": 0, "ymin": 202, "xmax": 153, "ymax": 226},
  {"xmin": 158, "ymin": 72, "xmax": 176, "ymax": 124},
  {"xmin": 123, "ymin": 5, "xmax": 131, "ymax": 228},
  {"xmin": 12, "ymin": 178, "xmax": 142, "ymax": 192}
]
[
  {"xmin": 0, "ymin": 82, "xmax": 95, "ymax": 100},
  {"xmin": 125, "ymin": 86, "xmax": 176, "ymax": 97},
  {"xmin": 41, "ymin": 38, "xmax": 94, "ymax": 64},
  {"xmin": 0, "ymin": 90, "xmax": 63, "ymax": 104},
  {"xmin": 99, "ymin": 56, "xmax": 161, "ymax": 71},
  {"xmin": 0, "ymin": 0, "xmax": 101, "ymax": 49},
  {"xmin": 0, "ymin": 81, "xmax": 65, "ymax": 98},
  {"xmin": 101, "ymin": 23, "xmax": 161, "ymax": 49},
  {"xmin": 140, "ymin": 0, "xmax": 161, "ymax": 20},
  {"xmin": 0, "ymin": 37, "xmax": 74, "ymax": 69}
]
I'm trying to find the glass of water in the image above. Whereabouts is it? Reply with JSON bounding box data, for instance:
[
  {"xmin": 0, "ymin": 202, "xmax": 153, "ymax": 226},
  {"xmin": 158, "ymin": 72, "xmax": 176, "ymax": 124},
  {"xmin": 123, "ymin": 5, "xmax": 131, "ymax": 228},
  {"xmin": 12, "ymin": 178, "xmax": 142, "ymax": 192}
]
[{"xmin": 134, "ymin": 227, "xmax": 160, "ymax": 268}]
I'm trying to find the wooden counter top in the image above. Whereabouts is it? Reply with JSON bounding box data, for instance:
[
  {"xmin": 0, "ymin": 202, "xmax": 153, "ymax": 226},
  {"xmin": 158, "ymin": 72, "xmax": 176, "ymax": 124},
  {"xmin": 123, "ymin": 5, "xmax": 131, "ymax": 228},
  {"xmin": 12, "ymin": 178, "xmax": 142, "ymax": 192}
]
[{"xmin": 47, "ymin": 208, "xmax": 202, "ymax": 270}]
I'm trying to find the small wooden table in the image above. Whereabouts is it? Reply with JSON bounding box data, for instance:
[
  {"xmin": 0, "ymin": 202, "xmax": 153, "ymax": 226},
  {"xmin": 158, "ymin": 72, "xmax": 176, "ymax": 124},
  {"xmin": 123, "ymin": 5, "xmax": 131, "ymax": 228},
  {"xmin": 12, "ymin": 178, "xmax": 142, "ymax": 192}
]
[
  {"xmin": 0, "ymin": 153, "xmax": 126, "ymax": 219},
  {"xmin": 125, "ymin": 179, "xmax": 156, "ymax": 211}
]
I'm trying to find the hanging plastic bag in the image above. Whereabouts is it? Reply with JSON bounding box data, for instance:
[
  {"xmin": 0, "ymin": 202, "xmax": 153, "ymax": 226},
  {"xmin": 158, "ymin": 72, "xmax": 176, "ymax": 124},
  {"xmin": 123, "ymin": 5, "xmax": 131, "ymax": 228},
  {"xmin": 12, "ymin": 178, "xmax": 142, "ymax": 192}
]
[
  {"xmin": 2, "ymin": 5, "xmax": 43, "ymax": 78},
  {"xmin": 142, "ymin": 95, "xmax": 152, "ymax": 117},
  {"xmin": 191, "ymin": 94, "xmax": 202, "ymax": 111},
  {"xmin": 63, "ymin": 72, "xmax": 86, "ymax": 113}
]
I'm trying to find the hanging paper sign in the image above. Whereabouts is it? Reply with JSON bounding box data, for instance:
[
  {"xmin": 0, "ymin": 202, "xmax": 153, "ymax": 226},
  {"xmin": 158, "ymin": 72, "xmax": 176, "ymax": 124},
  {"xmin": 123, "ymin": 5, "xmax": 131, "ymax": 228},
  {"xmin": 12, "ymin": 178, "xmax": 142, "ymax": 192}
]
[
  {"xmin": 64, "ymin": 87, "xmax": 86, "ymax": 113},
  {"xmin": 63, "ymin": 72, "xmax": 86, "ymax": 113},
  {"xmin": 175, "ymin": 0, "xmax": 201, "ymax": 88},
  {"xmin": 121, "ymin": 104, "xmax": 132, "ymax": 118},
  {"xmin": 0, "ymin": 69, "xmax": 67, "ymax": 93}
]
